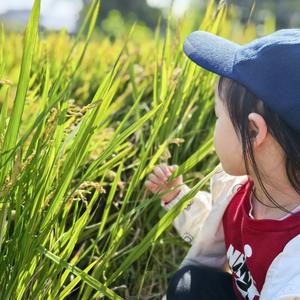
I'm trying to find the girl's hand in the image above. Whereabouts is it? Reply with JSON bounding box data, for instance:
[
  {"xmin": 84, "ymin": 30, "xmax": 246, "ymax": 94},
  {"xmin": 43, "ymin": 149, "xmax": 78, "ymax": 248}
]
[{"xmin": 144, "ymin": 163, "xmax": 183, "ymax": 204}]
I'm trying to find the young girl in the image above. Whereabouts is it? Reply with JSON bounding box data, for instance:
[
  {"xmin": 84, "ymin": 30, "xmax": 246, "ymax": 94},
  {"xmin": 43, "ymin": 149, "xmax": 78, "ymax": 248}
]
[{"xmin": 144, "ymin": 28, "xmax": 300, "ymax": 300}]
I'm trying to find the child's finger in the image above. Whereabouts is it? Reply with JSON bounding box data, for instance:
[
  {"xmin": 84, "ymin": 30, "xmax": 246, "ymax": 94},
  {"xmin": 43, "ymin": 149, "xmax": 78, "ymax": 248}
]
[
  {"xmin": 144, "ymin": 180, "xmax": 160, "ymax": 193},
  {"xmin": 153, "ymin": 165, "xmax": 168, "ymax": 180},
  {"xmin": 163, "ymin": 165, "xmax": 172, "ymax": 177},
  {"xmin": 168, "ymin": 165, "xmax": 177, "ymax": 172},
  {"xmin": 160, "ymin": 163, "xmax": 172, "ymax": 177},
  {"xmin": 149, "ymin": 173, "xmax": 162, "ymax": 184}
]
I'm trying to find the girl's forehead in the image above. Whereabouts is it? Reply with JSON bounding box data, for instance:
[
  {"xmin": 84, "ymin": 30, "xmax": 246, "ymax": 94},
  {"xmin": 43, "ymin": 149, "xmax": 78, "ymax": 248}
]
[
  {"xmin": 214, "ymin": 78, "xmax": 220, "ymax": 96},
  {"xmin": 214, "ymin": 83, "xmax": 218, "ymax": 96},
  {"xmin": 214, "ymin": 82, "xmax": 220, "ymax": 102},
  {"xmin": 214, "ymin": 81, "xmax": 223, "ymax": 109}
]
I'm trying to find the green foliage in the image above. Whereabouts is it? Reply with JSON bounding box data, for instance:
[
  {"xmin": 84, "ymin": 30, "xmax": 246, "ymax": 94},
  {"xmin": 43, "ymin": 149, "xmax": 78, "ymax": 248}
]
[{"xmin": 0, "ymin": 0, "xmax": 274, "ymax": 298}]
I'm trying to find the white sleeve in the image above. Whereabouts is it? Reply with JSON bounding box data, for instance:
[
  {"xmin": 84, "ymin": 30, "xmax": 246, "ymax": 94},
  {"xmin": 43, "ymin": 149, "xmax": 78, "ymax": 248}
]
[
  {"xmin": 179, "ymin": 207, "xmax": 227, "ymax": 270},
  {"xmin": 260, "ymin": 234, "xmax": 300, "ymax": 300},
  {"xmin": 160, "ymin": 166, "xmax": 248, "ymax": 271},
  {"xmin": 160, "ymin": 183, "xmax": 212, "ymax": 244},
  {"xmin": 167, "ymin": 167, "xmax": 248, "ymax": 271}
]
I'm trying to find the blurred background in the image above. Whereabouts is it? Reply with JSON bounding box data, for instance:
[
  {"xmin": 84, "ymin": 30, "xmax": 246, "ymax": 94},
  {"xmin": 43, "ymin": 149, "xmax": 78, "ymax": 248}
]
[
  {"xmin": 1, "ymin": 0, "xmax": 300, "ymax": 299},
  {"xmin": 0, "ymin": 0, "xmax": 300, "ymax": 35}
]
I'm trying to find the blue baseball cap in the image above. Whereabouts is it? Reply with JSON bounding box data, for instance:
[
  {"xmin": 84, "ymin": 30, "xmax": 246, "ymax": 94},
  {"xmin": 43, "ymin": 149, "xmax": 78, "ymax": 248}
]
[{"xmin": 183, "ymin": 29, "xmax": 300, "ymax": 132}]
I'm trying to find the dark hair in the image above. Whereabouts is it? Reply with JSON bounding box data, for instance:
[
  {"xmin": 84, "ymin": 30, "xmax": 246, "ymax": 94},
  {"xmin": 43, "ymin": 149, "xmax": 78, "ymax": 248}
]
[{"xmin": 217, "ymin": 76, "xmax": 300, "ymax": 215}]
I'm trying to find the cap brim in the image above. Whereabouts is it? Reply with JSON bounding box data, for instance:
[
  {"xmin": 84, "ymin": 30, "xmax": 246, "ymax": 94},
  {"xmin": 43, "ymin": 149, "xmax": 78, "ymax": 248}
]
[{"xmin": 183, "ymin": 31, "xmax": 241, "ymax": 78}]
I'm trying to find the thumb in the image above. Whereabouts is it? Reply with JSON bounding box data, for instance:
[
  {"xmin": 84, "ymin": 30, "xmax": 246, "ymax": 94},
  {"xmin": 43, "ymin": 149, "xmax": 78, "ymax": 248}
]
[
  {"xmin": 177, "ymin": 174, "xmax": 183, "ymax": 182},
  {"xmin": 168, "ymin": 164, "xmax": 178, "ymax": 172}
]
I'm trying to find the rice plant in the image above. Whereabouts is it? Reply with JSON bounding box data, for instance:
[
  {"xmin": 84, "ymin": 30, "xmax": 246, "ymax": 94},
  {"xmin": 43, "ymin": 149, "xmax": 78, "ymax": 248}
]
[{"xmin": 0, "ymin": 0, "xmax": 275, "ymax": 298}]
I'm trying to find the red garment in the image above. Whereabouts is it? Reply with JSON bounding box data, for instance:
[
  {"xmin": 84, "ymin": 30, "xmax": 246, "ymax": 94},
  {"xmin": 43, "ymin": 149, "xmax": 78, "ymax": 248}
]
[{"xmin": 222, "ymin": 178, "xmax": 300, "ymax": 300}]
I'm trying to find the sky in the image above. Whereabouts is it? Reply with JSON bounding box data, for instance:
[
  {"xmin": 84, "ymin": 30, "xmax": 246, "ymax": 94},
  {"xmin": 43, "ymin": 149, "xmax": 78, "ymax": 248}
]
[
  {"xmin": 147, "ymin": 0, "xmax": 191, "ymax": 17},
  {"xmin": 0, "ymin": 0, "xmax": 83, "ymax": 32},
  {"xmin": 0, "ymin": 0, "xmax": 191, "ymax": 31}
]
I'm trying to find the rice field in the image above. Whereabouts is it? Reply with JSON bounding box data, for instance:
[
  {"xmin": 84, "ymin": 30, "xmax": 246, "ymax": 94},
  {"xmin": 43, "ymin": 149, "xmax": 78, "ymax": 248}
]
[{"xmin": 0, "ymin": 0, "xmax": 275, "ymax": 299}]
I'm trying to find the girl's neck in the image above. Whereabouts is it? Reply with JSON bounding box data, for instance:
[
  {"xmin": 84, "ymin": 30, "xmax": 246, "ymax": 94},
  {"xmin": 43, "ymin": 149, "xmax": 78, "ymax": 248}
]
[{"xmin": 249, "ymin": 177, "xmax": 300, "ymax": 220}]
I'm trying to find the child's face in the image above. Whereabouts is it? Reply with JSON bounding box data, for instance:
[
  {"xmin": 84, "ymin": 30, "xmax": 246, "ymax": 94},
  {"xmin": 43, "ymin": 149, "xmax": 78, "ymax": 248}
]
[{"xmin": 213, "ymin": 85, "xmax": 246, "ymax": 176}]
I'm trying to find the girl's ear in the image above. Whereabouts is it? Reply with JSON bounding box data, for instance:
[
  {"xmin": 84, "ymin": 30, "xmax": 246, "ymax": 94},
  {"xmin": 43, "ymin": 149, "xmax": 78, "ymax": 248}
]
[
  {"xmin": 248, "ymin": 112, "xmax": 267, "ymax": 147},
  {"xmin": 249, "ymin": 129, "xmax": 257, "ymax": 139}
]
